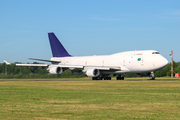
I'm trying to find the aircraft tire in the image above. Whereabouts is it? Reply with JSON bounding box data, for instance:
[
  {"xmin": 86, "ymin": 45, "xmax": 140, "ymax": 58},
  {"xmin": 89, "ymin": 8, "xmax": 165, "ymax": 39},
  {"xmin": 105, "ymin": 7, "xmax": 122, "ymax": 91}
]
[
  {"xmin": 116, "ymin": 77, "xmax": 121, "ymax": 80},
  {"xmin": 92, "ymin": 77, "xmax": 98, "ymax": 80},
  {"xmin": 116, "ymin": 77, "xmax": 124, "ymax": 80},
  {"xmin": 150, "ymin": 77, "xmax": 155, "ymax": 80},
  {"xmin": 104, "ymin": 77, "xmax": 108, "ymax": 80}
]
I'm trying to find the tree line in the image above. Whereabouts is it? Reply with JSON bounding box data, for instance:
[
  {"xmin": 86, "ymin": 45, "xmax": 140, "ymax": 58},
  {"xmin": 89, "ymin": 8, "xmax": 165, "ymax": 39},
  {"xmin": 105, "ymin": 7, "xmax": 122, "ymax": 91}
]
[
  {"xmin": 154, "ymin": 61, "xmax": 180, "ymax": 77},
  {"xmin": 0, "ymin": 61, "xmax": 180, "ymax": 79},
  {"xmin": 0, "ymin": 62, "xmax": 86, "ymax": 79}
]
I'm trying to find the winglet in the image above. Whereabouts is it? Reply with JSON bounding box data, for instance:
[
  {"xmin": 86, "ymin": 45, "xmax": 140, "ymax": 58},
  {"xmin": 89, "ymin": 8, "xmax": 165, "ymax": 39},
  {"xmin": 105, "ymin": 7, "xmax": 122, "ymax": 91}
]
[
  {"xmin": 48, "ymin": 33, "xmax": 72, "ymax": 57},
  {"xmin": 3, "ymin": 60, "xmax": 11, "ymax": 65}
]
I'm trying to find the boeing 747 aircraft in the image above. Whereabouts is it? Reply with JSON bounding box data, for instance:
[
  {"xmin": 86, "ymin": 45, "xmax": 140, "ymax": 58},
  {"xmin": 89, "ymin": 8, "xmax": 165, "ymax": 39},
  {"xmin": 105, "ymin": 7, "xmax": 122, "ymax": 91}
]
[{"xmin": 8, "ymin": 33, "xmax": 168, "ymax": 80}]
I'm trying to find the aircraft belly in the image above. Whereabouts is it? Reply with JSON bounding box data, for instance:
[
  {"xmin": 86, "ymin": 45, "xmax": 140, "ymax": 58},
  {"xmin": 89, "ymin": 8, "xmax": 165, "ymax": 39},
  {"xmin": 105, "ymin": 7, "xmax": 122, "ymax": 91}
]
[{"xmin": 101, "ymin": 70, "xmax": 130, "ymax": 74}]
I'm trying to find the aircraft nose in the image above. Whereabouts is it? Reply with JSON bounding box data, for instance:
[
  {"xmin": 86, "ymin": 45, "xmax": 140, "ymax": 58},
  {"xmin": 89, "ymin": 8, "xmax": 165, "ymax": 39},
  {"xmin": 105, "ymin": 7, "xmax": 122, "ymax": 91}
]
[
  {"xmin": 156, "ymin": 56, "xmax": 168, "ymax": 69},
  {"xmin": 162, "ymin": 57, "xmax": 168, "ymax": 67}
]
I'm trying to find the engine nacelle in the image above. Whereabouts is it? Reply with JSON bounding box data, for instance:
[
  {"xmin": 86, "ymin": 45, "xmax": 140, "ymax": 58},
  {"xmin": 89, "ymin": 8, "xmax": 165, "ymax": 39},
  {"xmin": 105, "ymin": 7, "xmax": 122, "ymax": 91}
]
[
  {"xmin": 137, "ymin": 72, "xmax": 151, "ymax": 77},
  {"xmin": 85, "ymin": 69, "xmax": 100, "ymax": 77},
  {"xmin": 49, "ymin": 66, "xmax": 63, "ymax": 75}
]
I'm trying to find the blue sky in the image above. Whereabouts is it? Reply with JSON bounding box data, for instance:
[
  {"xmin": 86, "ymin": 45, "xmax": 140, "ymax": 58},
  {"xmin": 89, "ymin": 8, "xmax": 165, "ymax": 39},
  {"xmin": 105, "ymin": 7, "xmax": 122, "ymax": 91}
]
[{"xmin": 0, "ymin": 0, "xmax": 180, "ymax": 63}]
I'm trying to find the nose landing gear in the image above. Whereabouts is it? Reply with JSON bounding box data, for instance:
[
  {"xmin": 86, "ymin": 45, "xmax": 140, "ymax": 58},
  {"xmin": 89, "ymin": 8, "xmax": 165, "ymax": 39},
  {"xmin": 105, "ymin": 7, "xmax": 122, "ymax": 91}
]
[{"xmin": 150, "ymin": 71, "xmax": 155, "ymax": 80}]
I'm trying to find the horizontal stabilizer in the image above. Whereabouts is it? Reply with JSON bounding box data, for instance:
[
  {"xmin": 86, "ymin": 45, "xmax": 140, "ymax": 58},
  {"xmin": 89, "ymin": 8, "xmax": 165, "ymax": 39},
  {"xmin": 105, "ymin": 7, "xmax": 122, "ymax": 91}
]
[{"xmin": 29, "ymin": 58, "xmax": 60, "ymax": 63}]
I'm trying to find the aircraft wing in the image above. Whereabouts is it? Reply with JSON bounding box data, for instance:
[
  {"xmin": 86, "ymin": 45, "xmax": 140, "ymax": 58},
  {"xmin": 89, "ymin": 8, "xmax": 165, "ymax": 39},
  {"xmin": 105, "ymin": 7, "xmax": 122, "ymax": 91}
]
[
  {"xmin": 55, "ymin": 65, "xmax": 120, "ymax": 70},
  {"xmin": 3, "ymin": 60, "xmax": 11, "ymax": 65},
  {"xmin": 27, "ymin": 58, "xmax": 129, "ymax": 71},
  {"xmin": 16, "ymin": 64, "xmax": 48, "ymax": 67},
  {"xmin": 57, "ymin": 65, "xmax": 129, "ymax": 71},
  {"xmin": 16, "ymin": 63, "xmax": 129, "ymax": 71}
]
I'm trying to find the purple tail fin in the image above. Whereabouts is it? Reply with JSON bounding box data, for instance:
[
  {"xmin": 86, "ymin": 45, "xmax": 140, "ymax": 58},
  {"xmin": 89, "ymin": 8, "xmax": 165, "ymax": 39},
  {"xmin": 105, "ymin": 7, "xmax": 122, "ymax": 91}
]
[{"xmin": 48, "ymin": 33, "xmax": 72, "ymax": 57}]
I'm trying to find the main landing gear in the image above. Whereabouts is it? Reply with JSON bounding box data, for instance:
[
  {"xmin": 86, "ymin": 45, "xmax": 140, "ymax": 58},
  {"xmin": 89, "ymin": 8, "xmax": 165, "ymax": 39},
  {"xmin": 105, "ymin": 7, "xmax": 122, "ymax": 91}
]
[
  {"xmin": 92, "ymin": 75, "xmax": 111, "ymax": 80},
  {"xmin": 116, "ymin": 75, "xmax": 124, "ymax": 80},
  {"xmin": 92, "ymin": 74, "xmax": 125, "ymax": 80},
  {"xmin": 150, "ymin": 71, "xmax": 155, "ymax": 80}
]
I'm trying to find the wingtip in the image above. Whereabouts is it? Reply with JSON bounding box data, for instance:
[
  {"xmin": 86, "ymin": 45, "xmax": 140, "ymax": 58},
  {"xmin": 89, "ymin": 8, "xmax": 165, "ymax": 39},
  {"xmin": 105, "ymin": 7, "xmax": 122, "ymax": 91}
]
[{"xmin": 3, "ymin": 60, "xmax": 11, "ymax": 65}]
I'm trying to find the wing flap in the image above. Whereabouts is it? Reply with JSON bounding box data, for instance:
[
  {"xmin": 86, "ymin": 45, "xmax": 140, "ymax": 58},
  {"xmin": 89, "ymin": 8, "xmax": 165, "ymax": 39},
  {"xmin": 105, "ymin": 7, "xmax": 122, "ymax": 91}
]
[
  {"xmin": 83, "ymin": 66, "xmax": 120, "ymax": 70},
  {"xmin": 58, "ymin": 65, "xmax": 83, "ymax": 68},
  {"xmin": 83, "ymin": 66, "xmax": 129, "ymax": 71},
  {"xmin": 16, "ymin": 64, "xmax": 48, "ymax": 67}
]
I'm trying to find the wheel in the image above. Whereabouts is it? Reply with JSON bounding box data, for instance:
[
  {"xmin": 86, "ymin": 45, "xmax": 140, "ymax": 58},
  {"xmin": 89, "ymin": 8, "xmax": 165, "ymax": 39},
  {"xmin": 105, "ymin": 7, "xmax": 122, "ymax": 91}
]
[
  {"xmin": 92, "ymin": 77, "xmax": 99, "ymax": 80},
  {"xmin": 150, "ymin": 77, "xmax": 155, "ymax": 80}
]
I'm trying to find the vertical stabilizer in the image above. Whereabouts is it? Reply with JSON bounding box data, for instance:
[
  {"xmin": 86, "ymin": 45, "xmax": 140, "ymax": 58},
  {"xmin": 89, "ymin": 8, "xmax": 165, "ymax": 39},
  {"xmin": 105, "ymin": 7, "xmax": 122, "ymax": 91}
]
[{"xmin": 48, "ymin": 33, "xmax": 72, "ymax": 57}]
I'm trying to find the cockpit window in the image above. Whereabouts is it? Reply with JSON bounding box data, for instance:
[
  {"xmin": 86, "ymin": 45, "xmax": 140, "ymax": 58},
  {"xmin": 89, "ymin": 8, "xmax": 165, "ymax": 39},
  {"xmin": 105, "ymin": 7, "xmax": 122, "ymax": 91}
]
[{"xmin": 152, "ymin": 52, "xmax": 159, "ymax": 54}]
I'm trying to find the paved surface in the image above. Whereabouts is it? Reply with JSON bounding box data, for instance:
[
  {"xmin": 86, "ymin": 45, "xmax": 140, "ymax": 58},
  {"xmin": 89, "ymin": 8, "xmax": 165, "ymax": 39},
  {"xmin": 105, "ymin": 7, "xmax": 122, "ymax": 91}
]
[
  {"xmin": 125, "ymin": 79, "xmax": 180, "ymax": 81},
  {"xmin": 0, "ymin": 78, "xmax": 180, "ymax": 81}
]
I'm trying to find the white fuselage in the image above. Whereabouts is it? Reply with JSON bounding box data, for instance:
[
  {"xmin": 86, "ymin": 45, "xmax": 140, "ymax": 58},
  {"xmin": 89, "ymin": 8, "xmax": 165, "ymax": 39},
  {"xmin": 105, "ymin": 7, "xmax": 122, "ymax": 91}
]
[{"xmin": 50, "ymin": 50, "xmax": 168, "ymax": 74}]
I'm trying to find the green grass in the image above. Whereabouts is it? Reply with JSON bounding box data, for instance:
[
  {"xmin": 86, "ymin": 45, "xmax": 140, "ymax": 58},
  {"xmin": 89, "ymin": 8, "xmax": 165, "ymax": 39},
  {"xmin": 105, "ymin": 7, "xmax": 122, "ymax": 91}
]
[{"xmin": 0, "ymin": 80, "xmax": 180, "ymax": 119}]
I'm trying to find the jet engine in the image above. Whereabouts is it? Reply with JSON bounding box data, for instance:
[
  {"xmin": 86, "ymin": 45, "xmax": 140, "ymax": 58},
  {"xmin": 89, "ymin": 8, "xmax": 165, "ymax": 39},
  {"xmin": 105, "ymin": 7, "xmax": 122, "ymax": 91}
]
[
  {"xmin": 85, "ymin": 69, "xmax": 100, "ymax": 77},
  {"xmin": 48, "ymin": 66, "xmax": 63, "ymax": 74}
]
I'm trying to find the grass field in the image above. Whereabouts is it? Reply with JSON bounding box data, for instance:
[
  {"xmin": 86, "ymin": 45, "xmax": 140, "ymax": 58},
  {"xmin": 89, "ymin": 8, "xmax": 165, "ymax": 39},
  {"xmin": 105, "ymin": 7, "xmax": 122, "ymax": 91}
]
[{"xmin": 0, "ymin": 79, "xmax": 180, "ymax": 119}]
